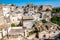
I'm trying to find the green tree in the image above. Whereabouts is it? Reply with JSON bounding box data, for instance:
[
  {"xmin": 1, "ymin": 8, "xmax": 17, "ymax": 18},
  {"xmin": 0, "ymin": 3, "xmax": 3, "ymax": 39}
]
[
  {"xmin": 42, "ymin": 19, "xmax": 47, "ymax": 23},
  {"xmin": 52, "ymin": 7, "xmax": 60, "ymax": 13},
  {"xmin": 51, "ymin": 16, "xmax": 60, "ymax": 26},
  {"xmin": 11, "ymin": 23, "xmax": 16, "ymax": 27}
]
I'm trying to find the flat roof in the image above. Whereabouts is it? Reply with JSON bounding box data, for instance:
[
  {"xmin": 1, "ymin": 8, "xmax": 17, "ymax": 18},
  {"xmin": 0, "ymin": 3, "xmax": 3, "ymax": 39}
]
[{"xmin": 8, "ymin": 29, "xmax": 25, "ymax": 35}]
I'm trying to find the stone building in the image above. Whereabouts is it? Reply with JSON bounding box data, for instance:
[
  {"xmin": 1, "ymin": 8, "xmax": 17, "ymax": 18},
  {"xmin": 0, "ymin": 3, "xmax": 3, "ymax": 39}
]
[
  {"xmin": 39, "ymin": 5, "xmax": 52, "ymax": 22},
  {"xmin": 0, "ymin": 13, "xmax": 11, "ymax": 40},
  {"xmin": 10, "ymin": 4, "xmax": 17, "ymax": 12},
  {"xmin": 2, "ymin": 5, "xmax": 10, "ymax": 16}
]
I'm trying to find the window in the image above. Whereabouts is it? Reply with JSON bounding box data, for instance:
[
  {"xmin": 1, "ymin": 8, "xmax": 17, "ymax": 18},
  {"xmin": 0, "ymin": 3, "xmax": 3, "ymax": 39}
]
[
  {"xmin": 43, "ymin": 34, "xmax": 46, "ymax": 38},
  {"xmin": 40, "ymin": 13, "xmax": 42, "ymax": 18},
  {"xmin": 13, "ymin": 19, "xmax": 14, "ymax": 21},
  {"xmin": 45, "ymin": 25, "xmax": 48, "ymax": 30},
  {"xmin": 53, "ymin": 31, "xmax": 55, "ymax": 33},
  {"xmin": 57, "ymin": 27, "xmax": 60, "ymax": 30}
]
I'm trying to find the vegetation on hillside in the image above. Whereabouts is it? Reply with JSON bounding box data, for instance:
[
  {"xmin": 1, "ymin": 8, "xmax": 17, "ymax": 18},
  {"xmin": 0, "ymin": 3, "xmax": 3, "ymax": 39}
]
[
  {"xmin": 52, "ymin": 7, "xmax": 60, "ymax": 13},
  {"xmin": 51, "ymin": 16, "xmax": 60, "ymax": 26},
  {"xmin": 51, "ymin": 7, "xmax": 60, "ymax": 26}
]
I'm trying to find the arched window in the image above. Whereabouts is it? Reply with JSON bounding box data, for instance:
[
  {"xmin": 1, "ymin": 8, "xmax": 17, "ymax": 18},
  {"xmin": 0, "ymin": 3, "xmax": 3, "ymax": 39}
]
[
  {"xmin": 43, "ymin": 34, "xmax": 46, "ymax": 38},
  {"xmin": 45, "ymin": 25, "xmax": 48, "ymax": 30}
]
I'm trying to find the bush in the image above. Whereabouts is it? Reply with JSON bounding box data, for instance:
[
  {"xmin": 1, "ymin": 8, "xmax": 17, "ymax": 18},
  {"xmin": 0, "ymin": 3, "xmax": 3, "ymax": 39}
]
[
  {"xmin": 29, "ymin": 30, "xmax": 34, "ymax": 35},
  {"xmin": 42, "ymin": 19, "xmax": 47, "ymax": 23},
  {"xmin": 11, "ymin": 23, "xmax": 16, "ymax": 27}
]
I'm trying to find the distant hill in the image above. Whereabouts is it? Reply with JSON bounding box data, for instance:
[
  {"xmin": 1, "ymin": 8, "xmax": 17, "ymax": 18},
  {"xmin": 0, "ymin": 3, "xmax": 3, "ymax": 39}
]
[{"xmin": 52, "ymin": 7, "xmax": 60, "ymax": 13}]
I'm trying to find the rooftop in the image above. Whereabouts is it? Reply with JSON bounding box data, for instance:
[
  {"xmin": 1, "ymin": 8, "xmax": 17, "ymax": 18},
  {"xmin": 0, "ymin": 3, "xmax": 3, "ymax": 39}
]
[
  {"xmin": 22, "ymin": 15, "xmax": 33, "ymax": 20},
  {"xmin": 0, "ymin": 23, "xmax": 9, "ymax": 30},
  {"xmin": 8, "ymin": 28, "xmax": 25, "ymax": 35}
]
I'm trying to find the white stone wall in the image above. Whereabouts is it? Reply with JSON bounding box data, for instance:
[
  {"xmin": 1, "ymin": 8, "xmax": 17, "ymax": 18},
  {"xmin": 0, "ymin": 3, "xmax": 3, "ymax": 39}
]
[
  {"xmin": 0, "ymin": 27, "xmax": 11, "ymax": 39},
  {"xmin": 10, "ymin": 15, "xmax": 19, "ymax": 24},
  {"xmin": 0, "ymin": 31, "xmax": 2, "ymax": 39},
  {"xmin": 17, "ymin": 13, "xmax": 22, "ymax": 19},
  {"xmin": 3, "ymin": 6, "xmax": 10, "ymax": 16},
  {"xmin": 17, "ymin": 7, "xmax": 24, "ymax": 13},
  {"xmin": 42, "ymin": 5, "xmax": 52, "ymax": 11},
  {"xmin": 2, "ymin": 29, "xmax": 7, "ymax": 36},
  {"xmin": 10, "ymin": 6, "xmax": 16, "ymax": 11},
  {"xmin": 32, "ymin": 14, "xmax": 40, "ymax": 21},
  {"xmin": 39, "ymin": 31, "xmax": 50, "ymax": 39},
  {"xmin": 28, "ymin": 33, "xmax": 36, "ymax": 39},
  {"xmin": 8, "ymin": 27, "xmax": 11, "ymax": 33},
  {"xmin": 11, "ymin": 27, "xmax": 22, "ymax": 29},
  {"xmin": 41, "ymin": 11, "xmax": 51, "ymax": 21},
  {"xmin": 23, "ymin": 20, "xmax": 33, "ymax": 28}
]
